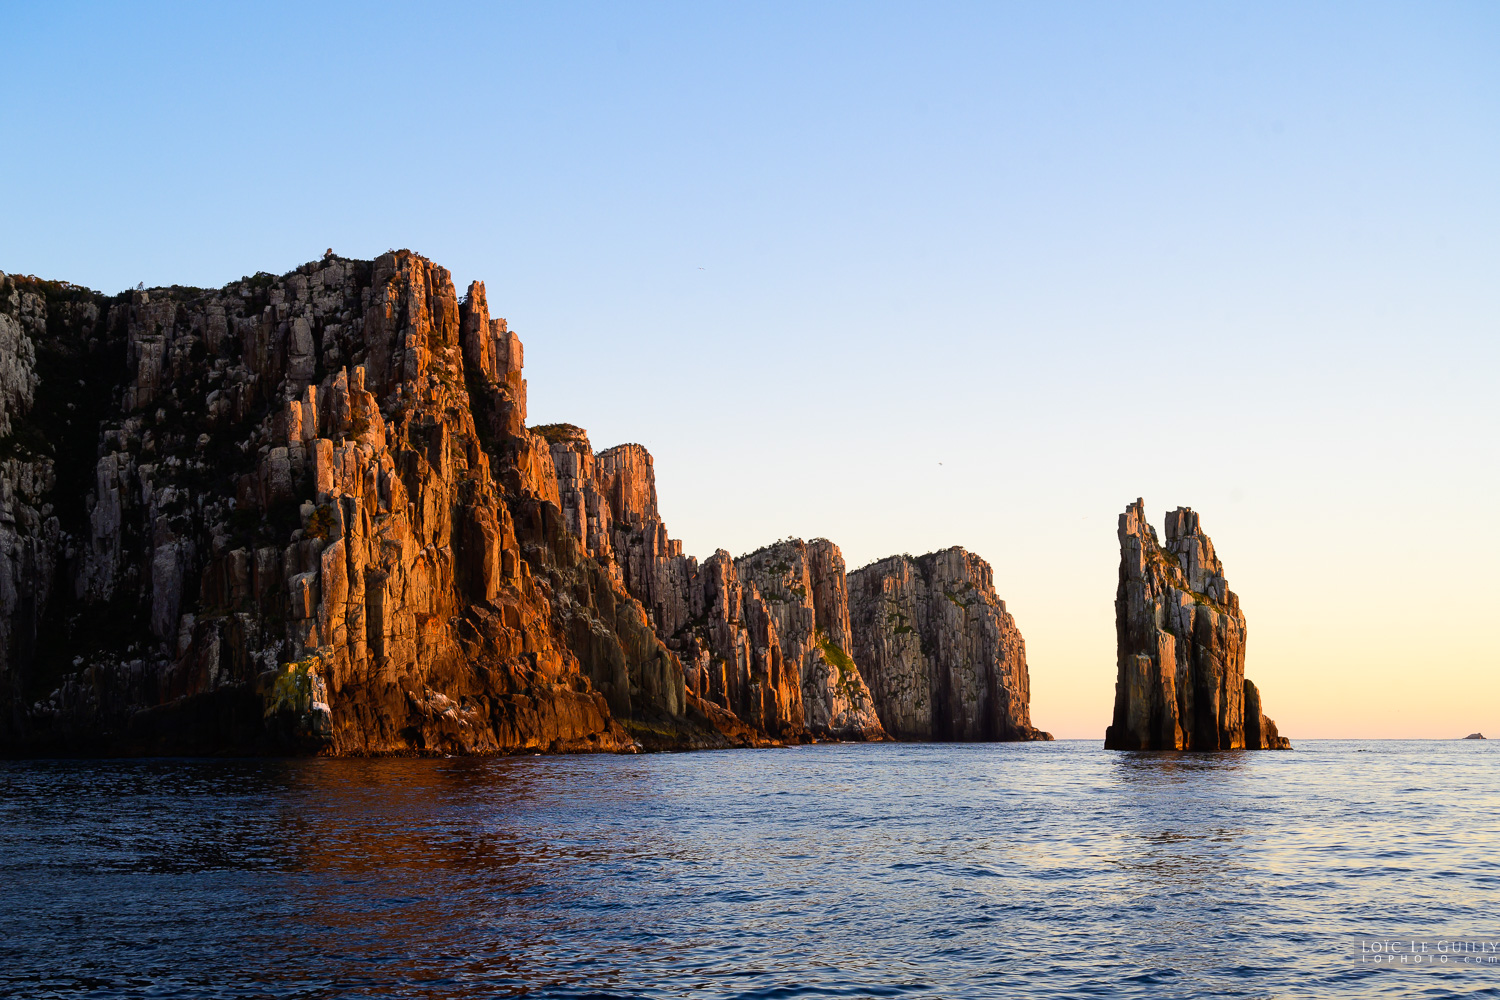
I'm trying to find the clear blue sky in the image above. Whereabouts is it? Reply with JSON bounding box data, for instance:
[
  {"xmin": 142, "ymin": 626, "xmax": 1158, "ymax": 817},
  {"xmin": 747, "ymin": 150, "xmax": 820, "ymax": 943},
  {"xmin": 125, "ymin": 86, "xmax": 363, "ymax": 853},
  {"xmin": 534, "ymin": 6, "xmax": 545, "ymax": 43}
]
[{"xmin": 4, "ymin": 2, "xmax": 1497, "ymax": 737}]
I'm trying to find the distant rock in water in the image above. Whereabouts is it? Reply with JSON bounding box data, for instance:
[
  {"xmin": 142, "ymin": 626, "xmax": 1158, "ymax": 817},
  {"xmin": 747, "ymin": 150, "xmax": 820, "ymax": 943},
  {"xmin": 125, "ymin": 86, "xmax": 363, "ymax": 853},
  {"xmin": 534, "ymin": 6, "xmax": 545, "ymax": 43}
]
[
  {"xmin": 1105, "ymin": 499, "xmax": 1289, "ymax": 751},
  {"xmin": 847, "ymin": 548, "xmax": 1051, "ymax": 742},
  {"xmin": 735, "ymin": 539, "xmax": 887, "ymax": 741},
  {"xmin": 1463, "ymin": 733, "xmax": 1486, "ymax": 740}
]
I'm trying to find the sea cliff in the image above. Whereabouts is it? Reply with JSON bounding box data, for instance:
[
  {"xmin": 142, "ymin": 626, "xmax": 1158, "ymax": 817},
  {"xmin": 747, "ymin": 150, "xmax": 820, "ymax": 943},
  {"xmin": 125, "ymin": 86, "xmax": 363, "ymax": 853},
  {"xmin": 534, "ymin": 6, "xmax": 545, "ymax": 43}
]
[
  {"xmin": 847, "ymin": 549, "xmax": 1049, "ymax": 742},
  {"xmin": 0, "ymin": 254, "xmax": 1045, "ymax": 754}
]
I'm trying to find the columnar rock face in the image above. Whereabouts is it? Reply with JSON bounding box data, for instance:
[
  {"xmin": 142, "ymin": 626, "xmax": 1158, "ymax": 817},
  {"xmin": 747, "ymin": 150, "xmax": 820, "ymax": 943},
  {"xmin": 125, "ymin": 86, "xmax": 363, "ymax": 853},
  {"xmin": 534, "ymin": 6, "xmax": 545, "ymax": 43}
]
[
  {"xmin": 0, "ymin": 276, "xmax": 64, "ymax": 738},
  {"xmin": 1105, "ymin": 499, "xmax": 1289, "ymax": 750},
  {"xmin": 538, "ymin": 428, "xmax": 885, "ymax": 741},
  {"xmin": 847, "ymin": 548, "xmax": 1050, "ymax": 742},
  {"xmin": 736, "ymin": 539, "xmax": 885, "ymax": 739},
  {"xmin": 0, "ymin": 255, "xmax": 705, "ymax": 755},
  {"xmin": 0, "ymin": 251, "xmax": 1050, "ymax": 755}
]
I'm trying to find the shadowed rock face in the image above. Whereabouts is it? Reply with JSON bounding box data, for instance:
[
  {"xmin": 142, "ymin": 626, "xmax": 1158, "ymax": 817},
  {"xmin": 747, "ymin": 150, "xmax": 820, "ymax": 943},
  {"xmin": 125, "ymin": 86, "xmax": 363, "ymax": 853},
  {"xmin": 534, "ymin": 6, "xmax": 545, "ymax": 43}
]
[
  {"xmin": 0, "ymin": 255, "xmax": 706, "ymax": 755},
  {"xmin": 847, "ymin": 548, "xmax": 1050, "ymax": 742},
  {"xmin": 1105, "ymin": 499, "xmax": 1289, "ymax": 751},
  {"xmin": 538, "ymin": 426, "xmax": 885, "ymax": 742},
  {"xmin": 535, "ymin": 429, "xmax": 1048, "ymax": 745}
]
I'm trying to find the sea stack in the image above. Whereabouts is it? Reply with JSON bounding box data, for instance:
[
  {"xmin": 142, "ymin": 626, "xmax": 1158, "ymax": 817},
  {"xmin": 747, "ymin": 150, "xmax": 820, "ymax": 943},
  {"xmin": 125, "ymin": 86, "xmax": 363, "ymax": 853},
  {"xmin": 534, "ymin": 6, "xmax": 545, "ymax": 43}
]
[
  {"xmin": 847, "ymin": 548, "xmax": 1051, "ymax": 742},
  {"xmin": 1105, "ymin": 499, "xmax": 1289, "ymax": 750}
]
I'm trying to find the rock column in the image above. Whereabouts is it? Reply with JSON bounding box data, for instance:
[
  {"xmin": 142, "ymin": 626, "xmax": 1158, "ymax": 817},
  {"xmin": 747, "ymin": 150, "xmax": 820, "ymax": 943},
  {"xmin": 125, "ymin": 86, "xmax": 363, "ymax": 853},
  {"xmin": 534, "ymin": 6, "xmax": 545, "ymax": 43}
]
[{"xmin": 1105, "ymin": 499, "xmax": 1289, "ymax": 750}]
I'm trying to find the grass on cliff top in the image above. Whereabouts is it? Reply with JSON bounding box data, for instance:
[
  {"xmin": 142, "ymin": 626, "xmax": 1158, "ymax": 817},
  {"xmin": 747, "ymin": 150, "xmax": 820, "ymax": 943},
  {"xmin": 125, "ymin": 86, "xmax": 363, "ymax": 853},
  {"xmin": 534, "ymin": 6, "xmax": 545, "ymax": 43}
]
[
  {"xmin": 241, "ymin": 271, "xmax": 278, "ymax": 291},
  {"xmin": 532, "ymin": 422, "xmax": 586, "ymax": 444},
  {"xmin": 735, "ymin": 538, "xmax": 804, "ymax": 563},
  {"xmin": 6, "ymin": 274, "xmax": 106, "ymax": 304}
]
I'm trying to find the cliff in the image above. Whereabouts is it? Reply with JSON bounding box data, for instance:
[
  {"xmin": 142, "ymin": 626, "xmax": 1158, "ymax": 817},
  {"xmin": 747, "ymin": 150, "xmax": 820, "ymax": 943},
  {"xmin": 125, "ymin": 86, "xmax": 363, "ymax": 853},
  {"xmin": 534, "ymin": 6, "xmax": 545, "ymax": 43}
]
[
  {"xmin": 735, "ymin": 538, "xmax": 886, "ymax": 739},
  {"xmin": 0, "ymin": 255, "xmax": 706, "ymax": 754},
  {"xmin": 540, "ymin": 428, "xmax": 885, "ymax": 742},
  {"xmin": 1105, "ymin": 499, "xmax": 1289, "ymax": 750},
  {"xmin": 0, "ymin": 251, "xmax": 1048, "ymax": 755},
  {"xmin": 847, "ymin": 548, "xmax": 1050, "ymax": 741}
]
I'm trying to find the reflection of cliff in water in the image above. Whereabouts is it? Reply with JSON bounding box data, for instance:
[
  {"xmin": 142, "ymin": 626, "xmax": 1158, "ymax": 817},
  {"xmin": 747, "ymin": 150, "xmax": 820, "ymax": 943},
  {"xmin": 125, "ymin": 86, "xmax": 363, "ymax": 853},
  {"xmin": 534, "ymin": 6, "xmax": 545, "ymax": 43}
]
[
  {"xmin": 1100, "ymin": 749, "xmax": 1259, "ymax": 977},
  {"xmin": 266, "ymin": 758, "xmax": 684, "ymax": 998},
  {"xmin": 5, "ymin": 742, "xmax": 1495, "ymax": 998},
  {"xmin": 1110, "ymin": 749, "xmax": 1250, "ymax": 781}
]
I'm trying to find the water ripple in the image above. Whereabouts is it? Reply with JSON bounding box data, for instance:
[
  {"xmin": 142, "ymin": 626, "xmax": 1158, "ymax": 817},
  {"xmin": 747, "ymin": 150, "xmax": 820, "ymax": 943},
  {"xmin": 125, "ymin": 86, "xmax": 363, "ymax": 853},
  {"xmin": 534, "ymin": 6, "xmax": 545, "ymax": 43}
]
[{"xmin": 2, "ymin": 741, "xmax": 1498, "ymax": 998}]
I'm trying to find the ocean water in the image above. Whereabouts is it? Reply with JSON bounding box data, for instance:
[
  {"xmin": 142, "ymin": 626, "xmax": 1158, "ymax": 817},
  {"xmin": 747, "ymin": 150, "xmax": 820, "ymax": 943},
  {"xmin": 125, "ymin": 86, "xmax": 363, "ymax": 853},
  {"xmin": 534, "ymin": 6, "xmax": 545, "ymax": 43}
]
[{"xmin": 2, "ymin": 741, "xmax": 1497, "ymax": 999}]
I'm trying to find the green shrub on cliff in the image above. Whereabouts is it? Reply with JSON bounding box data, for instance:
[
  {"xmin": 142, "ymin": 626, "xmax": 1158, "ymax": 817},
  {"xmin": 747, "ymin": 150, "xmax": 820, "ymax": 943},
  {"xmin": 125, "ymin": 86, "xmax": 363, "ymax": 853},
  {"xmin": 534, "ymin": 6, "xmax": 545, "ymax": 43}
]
[
  {"xmin": 265, "ymin": 657, "xmax": 321, "ymax": 718},
  {"xmin": 814, "ymin": 628, "xmax": 862, "ymax": 696}
]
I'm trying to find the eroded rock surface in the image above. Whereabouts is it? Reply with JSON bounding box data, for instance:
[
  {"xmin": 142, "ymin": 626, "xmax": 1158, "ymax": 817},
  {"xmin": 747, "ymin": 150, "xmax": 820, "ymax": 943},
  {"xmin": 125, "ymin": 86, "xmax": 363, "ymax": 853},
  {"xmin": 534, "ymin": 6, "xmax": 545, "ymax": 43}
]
[
  {"xmin": 847, "ymin": 548, "xmax": 1050, "ymax": 742},
  {"xmin": 538, "ymin": 428, "xmax": 884, "ymax": 742},
  {"xmin": 0, "ymin": 251, "xmax": 1052, "ymax": 755},
  {"xmin": 1105, "ymin": 499, "xmax": 1289, "ymax": 751},
  {"xmin": 0, "ymin": 255, "xmax": 711, "ymax": 754},
  {"xmin": 736, "ymin": 539, "xmax": 885, "ymax": 740}
]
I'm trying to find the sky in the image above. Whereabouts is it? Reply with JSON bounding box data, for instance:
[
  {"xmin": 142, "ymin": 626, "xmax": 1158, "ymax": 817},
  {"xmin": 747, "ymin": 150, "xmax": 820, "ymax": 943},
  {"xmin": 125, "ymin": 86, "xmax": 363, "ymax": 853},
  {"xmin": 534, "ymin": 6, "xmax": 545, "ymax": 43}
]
[{"xmin": 3, "ymin": 2, "xmax": 1496, "ymax": 739}]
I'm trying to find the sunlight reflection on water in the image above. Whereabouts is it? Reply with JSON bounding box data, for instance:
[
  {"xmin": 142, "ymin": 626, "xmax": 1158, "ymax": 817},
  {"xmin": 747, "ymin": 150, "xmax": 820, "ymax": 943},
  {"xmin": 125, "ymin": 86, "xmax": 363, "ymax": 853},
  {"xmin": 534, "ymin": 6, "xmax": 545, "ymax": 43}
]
[{"xmin": 2, "ymin": 741, "xmax": 1497, "ymax": 998}]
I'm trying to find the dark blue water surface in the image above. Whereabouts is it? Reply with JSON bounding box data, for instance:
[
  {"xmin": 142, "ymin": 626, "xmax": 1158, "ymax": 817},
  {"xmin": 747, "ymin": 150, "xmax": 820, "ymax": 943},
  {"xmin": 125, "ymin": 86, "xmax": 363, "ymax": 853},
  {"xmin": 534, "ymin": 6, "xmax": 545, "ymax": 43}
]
[{"xmin": 3, "ymin": 741, "xmax": 1498, "ymax": 999}]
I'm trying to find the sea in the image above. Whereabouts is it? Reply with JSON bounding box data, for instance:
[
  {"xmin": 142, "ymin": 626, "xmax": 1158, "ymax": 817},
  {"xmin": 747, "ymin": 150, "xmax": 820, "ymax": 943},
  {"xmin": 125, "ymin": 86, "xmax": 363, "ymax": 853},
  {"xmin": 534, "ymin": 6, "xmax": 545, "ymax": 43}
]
[{"xmin": 2, "ymin": 741, "xmax": 1496, "ymax": 999}]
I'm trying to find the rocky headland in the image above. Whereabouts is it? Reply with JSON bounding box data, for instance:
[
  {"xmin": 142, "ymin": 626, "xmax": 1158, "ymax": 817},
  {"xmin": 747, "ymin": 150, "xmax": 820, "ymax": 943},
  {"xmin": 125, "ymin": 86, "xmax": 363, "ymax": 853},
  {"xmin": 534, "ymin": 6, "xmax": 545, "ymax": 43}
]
[
  {"xmin": 847, "ymin": 549, "xmax": 1049, "ymax": 742},
  {"xmin": 538, "ymin": 422, "xmax": 887, "ymax": 744},
  {"xmin": 1105, "ymin": 499, "xmax": 1289, "ymax": 750},
  {"xmin": 0, "ymin": 253, "xmax": 1046, "ymax": 755}
]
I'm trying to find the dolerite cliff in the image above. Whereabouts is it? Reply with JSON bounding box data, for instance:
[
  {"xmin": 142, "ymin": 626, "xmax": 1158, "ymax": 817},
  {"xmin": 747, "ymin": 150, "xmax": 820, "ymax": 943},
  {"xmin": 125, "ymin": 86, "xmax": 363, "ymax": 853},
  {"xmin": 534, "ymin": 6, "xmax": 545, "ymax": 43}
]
[
  {"xmin": 847, "ymin": 548, "xmax": 1050, "ymax": 741},
  {"xmin": 538, "ymin": 425, "xmax": 885, "ymax": 742},
  {"xmin": 0, "ymin": 251, "xmax": 1047, "ymax": 755},
  {"xmin": 0, "ymin": 256, "xmax": 698, "ymax": 754},
  {"xmin": 1105, "ymin": 500, "xmax": 1289, "ymax": 750}
]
